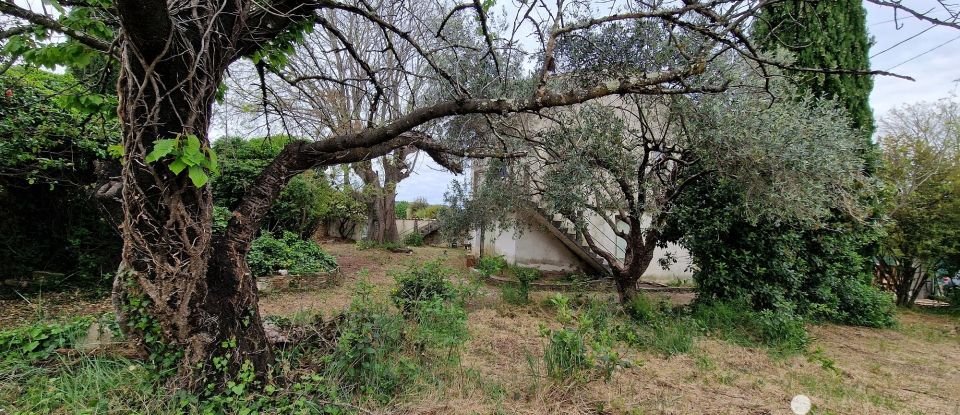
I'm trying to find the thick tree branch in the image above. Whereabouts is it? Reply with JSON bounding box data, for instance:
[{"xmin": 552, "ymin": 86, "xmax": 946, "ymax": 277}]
[{"xmin": 0, "ymin": 1, "xmax": 113, "ymax": 54}]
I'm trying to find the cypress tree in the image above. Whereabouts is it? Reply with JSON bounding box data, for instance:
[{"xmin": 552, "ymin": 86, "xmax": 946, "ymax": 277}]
[{"xmin": 753, "ymin": 0, "xmax": 875, "ymax": 136}]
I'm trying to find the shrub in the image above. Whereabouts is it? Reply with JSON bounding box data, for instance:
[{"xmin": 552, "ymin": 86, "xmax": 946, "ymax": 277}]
[
  {"xmin": 247, "ymin": 231, "xmax": 337, "ymax": 278},
  {"xmin": 326, "ymin": 283, "xmax": 413, "ymax": 402},
  {"xmin": 402, "ymin": 232, "xmax": 424, "ymax": 247},
  {"xmin": 391, "ymin": 261, "xmax": 456, "ymax": 315},
  {"xmin": 354, "ymin": 239, "xmax": 377, "ymax": 250},
  {"xmin": 475, "ymin": 255, "xmax": 507, "ymax": 277},
  {"xmin": 412, "ymin": 205, "xmax": 442, "ymax": 219},
  {"xmin": 214, "ymin": 138, "xmax": 366, "ymax": 239},
  {"xmin": 394, "ymin": 201, "xmax": 410, "ymax": 219},
  {"xmin": 827, "ymin": 281, "xmax": 896, "ymax": 328},
  {"xmin": 625, "ymin": 294, "xmax": 658, "ymax": 323},
  {"xmin": 500, "ymin": 265, "xmax": 540, "ymax": 305},
  {"xmin": 946, "ymin": 287, "xmax": 960, "ymax": 310},
  {"xmin": 543, "ymin": 328, "xmax": 589, "ymax": 380},
  {"xmin": 621, "ymin": 318, "xmax": 697, "ymax": 357},
  {"xmin": 692, "ymin": 299, "xmax": 809, "ymax": 354},
  {"xmin": 665, "ymin": 175, "xmax": 896, "ymax": 329},
  {"xmin": 0, "ymin": 317, "xmax": 92, "ymax": 364},
  {"xmin": 212, "ymin": 206, "xmax": 231, "ymax": 234},
  {"xmin": 755, "ymin": 309, "xmax": 809, "ymax": 354},
  {"xmin": 355, "ymin": 240, "xmax": 407, "ymax": 251},
  {"xmin": 501, "ymin": 284, "xmax": 528, "ymax": 305},
  {"xmin": 412, "ymin": 297, "xmax": 469, "ymax": 354}
]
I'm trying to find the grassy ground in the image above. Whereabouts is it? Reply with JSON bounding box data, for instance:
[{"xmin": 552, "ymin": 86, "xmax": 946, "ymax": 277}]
[{"xmin": 2, "ymin": 242, "xmax": 959, "ymax": 414}]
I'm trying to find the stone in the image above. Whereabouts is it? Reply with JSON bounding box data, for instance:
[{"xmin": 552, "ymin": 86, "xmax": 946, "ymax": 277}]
[{"xmin": 75, "ymin": 322, "xmax": 119, "ymax": 351}]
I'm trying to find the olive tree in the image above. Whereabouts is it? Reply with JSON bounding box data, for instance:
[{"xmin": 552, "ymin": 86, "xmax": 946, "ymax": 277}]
[{"xmin": 496, "ymin": 66, "xmax": 867, "ymax": 303}]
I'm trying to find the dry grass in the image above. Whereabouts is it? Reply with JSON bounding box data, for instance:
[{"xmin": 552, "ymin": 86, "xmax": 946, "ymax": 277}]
[
  {"xmin": 3, "ymin": 243, "xmax": 956, "ymax": 414},
  {"xmin": 258, "ymin": 243, "xmax": 960, "ymax": 415}
]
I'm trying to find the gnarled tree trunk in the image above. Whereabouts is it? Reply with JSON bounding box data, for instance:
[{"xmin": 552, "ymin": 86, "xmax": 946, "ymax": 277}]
[
  {"xmin": 355, "ymin": 147, "xmax": 415, "ymax": 244},
  {"xmin": 109, "ymin": 0, "xmax": 311, "ymax": 390}
]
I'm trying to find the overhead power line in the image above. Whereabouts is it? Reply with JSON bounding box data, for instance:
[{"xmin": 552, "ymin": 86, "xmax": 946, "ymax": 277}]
[
  {"xmin": 870, "ymin": 25, "xmax": 937, "ymax": 58},
  {"xmin": 884, "ymin": 34, "xmax": 960, "ymax": 71}
]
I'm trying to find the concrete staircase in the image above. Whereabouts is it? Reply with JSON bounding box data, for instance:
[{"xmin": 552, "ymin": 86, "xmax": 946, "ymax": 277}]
[
  {"xmin": 523, "ymin": 201, "xmax": 613, "ymax": 277},
  {"xmin": 415, "ymin": 220, "xmax": 440, "ymax": 237},
  {"xmin": 400, "ymin": 219, "xmax": 441, "ymax": 242}
]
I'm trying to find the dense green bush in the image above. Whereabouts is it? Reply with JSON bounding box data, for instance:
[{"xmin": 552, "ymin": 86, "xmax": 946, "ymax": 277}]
[
  {"xmin": 355, "ymin": 240, "xmax": 406, "ymax": 251},
  {"xmin": 411, "ymin": 205, "xmax": 443, "ymax": 219},
  {"xmin": 390, "ymin": 260, "xmax": 456, "ymax": 314},
  {"xmin": 246, "ymin": 231, "xmax": 337, "ymax": 278},
  {"xmin": 666, "ymin": 176, "xmax": 895, "ymax": 328},
  {"xmin": 328, "ymin": 280, "xmax": 469, "ymax": 403},
  {"xmin": 501, "ymin": 265, "xmax": 540, "ymax": 305},
  {"xmin": 213, "ymin": 137, "xmax": 365, "ymax": 238},
  {"xmin": 543, "ymin": 328, "xmax": 589, "ymax": 380},
  {"xmin": 394, "ymin": 201, "xmax": 410, "ymax": 219},
  {"xmin": 625, "ymin": 294, "xmax": 659, "ymax": 323},
  {"xmin": 475, "ymin": 255, "xmax": 507, "ymax": 277},
  {"xmin": 412, "ymin": 297, "xmax": 469, "ymax": 353},
  {"xmin": 0, "ymin": 67, "xmax": 120, "ymax": 290},
  {"xmin": 754, "ymin": 309, "xmax": 809, "ymax": 354},
  {"xmin": 692, "ymin": 299, "xmax": 809, "ymax": 354},
  {"xmin": 327, "ymin": 283, "xmax": 413, "ymax": 402}
]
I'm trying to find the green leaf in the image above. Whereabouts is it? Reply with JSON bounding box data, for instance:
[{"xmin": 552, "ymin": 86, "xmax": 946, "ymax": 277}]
[
  {"xmin": 202, "ymin": 147, "xmax": 219, "ymax": 175},
  {"xmin": 180, "ymin": 149, "xmax": 201, "ymax": 166},
  {"xmin": 45, "ymin": 0, "xmax": 66, "ymax": 13},
  {"xmin": 185, "ymin": 134, "xmax": 201, "ymax": 153},
  {"xmin": 145, "ymin": 139, "xmax": 177, "ymax": 163},
  {"xmin": 169, "ymin": 158, "xmax": 187, "ymax": 175},
  {"xmin": 188, "ymin": 165, "xmax": 209, "ymax": 187},
  {"xmin": 107, "ymin": 144, "xmax": 124, "ymax": 159}
]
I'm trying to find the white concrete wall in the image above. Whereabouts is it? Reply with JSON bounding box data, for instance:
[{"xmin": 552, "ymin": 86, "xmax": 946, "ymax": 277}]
[
  {"xmin": 470, "ymin": 213, "xmax": 693, "ymax": 280},
  {"xmin": 644, "ymin": 243, "xmax": 694, "ymax": 282},
  {"xmin": 513, "ymin": 224, "xmax": 586, "ymax": 272}
]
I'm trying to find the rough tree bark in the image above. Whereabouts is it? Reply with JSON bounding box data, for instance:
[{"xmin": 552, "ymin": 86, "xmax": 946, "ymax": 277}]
[
  {"xmin": 584, "ymin": 214, "xmax": 661, "ymax": 304},
  {"xmin": 110, "ymin": 0, "xmax": 302, "ymax": 389},
  {"xmin": 354, "ymin": 147, "xmax": 415, "ymax": 243}
]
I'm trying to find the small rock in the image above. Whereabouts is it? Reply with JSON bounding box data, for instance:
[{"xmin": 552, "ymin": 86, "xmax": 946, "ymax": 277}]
[
  {"xmin": 256, "ymin": 278, "xmax": 273, "ymax": 293},
  {"xmin": 75, "ymin": 323, "xmax": 118, "ymax": 351}
]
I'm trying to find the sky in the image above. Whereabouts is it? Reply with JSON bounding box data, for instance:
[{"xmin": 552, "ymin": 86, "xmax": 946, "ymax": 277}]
[{"xmin": 397, "ymin": 3, "xmax": 960, "ymax": 204}]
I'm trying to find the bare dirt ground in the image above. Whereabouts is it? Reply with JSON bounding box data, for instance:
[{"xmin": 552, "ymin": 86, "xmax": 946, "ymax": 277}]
[
  {"xmin": 3, "ymin": 243, "xmax": 958, "ymax": 414},
  {"xmin": 0, "ymin": 290, "xmax": 111, "ymax": 329}
]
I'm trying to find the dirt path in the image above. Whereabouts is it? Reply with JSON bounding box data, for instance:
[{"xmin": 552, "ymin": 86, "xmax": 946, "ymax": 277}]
[
  {"xmin": 0, "ymin": 290, "xmax": 111, "ymax": 329},
  {"xmin": 259, "ymin": 243, "xmax": 467, "ymax": 318}
]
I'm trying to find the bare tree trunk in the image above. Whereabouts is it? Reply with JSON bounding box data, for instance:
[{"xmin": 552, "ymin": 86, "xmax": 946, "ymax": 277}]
[
  {"xmin": 356, "ymin": 150, "xmax": 413, "ymax": 244},
  {"xmin": 365, "ymin": 190, "xmax": 399, "ymax": 243}
]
